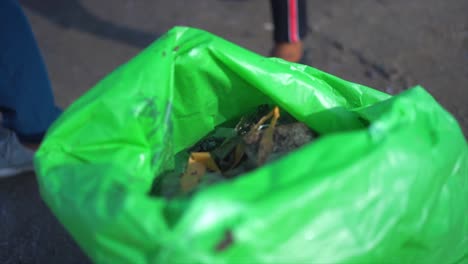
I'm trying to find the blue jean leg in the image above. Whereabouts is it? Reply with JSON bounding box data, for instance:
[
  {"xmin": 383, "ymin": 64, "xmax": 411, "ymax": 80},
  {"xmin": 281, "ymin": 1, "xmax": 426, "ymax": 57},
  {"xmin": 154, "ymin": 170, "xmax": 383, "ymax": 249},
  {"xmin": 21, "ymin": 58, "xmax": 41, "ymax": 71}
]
[{"xmin": 0, "ymin": 0, "xmax": 61, "ymax": 143}]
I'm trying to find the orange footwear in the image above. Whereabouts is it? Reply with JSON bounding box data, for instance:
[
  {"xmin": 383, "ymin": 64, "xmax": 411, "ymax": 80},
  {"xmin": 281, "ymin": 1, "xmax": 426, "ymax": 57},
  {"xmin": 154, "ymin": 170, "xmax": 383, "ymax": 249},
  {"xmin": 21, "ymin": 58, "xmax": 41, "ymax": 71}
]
[{"xmin": 271, "ymin": 41, "xmax": 303, "ymax": 63}]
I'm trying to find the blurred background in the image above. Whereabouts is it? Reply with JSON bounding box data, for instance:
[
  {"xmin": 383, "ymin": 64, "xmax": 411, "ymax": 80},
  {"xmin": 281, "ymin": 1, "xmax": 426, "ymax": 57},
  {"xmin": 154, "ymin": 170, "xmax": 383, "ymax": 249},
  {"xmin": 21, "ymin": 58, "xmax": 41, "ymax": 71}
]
[{"xmin": 1, "ymin": 0, "xmax": 467, "ymax": 263}]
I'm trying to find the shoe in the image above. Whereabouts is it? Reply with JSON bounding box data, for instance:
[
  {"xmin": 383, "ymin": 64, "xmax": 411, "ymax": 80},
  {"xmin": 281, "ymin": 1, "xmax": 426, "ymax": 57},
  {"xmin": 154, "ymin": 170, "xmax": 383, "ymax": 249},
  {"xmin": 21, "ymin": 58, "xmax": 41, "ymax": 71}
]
[
  {"xmin": 271, "ymin": 41, "xmax": 304, "ymax": 63},
  {"xmin": 0, "ymin": 128, "xmax": 35, "ymax": 178}
]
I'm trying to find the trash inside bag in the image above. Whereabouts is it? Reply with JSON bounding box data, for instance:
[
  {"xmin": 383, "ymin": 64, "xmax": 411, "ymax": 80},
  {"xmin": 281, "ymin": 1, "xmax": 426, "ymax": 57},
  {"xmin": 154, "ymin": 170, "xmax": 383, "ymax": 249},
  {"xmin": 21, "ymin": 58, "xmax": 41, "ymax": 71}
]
[
  {"xmin": 152, "ymin": 105, "xmax": 319, "ymax": 199},
  {"xmin": 35, "ymin": 27, "xmax": 468, "ymax": 264}
]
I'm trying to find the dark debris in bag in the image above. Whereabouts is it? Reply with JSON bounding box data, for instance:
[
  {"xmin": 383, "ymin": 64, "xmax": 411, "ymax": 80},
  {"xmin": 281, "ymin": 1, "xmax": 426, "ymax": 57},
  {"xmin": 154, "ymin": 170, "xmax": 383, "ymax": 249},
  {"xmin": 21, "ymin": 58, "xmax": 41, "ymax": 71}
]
[{"xmin": 150, "ymin": 105, "xmax": 318, "ymax": 199}]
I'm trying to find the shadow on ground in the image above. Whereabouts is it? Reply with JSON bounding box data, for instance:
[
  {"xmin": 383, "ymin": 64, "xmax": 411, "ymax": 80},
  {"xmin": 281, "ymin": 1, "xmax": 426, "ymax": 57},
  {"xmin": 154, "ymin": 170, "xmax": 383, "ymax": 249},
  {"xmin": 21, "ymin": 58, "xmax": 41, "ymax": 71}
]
[{"xmin": 20, "ymin": 0, "xmax": 158, "ymax": 48}]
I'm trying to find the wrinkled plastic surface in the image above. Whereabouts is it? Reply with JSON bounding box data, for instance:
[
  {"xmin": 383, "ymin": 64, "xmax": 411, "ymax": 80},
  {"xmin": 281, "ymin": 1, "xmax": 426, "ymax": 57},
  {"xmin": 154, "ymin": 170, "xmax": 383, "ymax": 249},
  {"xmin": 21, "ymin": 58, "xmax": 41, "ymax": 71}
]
[{"xmin": 35, "ymin": 27, "xmax": 468, "ymax": 264}]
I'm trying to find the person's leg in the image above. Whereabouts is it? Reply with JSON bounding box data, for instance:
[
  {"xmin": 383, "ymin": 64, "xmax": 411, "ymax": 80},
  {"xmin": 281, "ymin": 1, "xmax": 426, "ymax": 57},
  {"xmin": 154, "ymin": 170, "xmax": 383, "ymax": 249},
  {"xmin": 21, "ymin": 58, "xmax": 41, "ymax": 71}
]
[
  {"xmin": 270, "ymin": 0, "xmax": 308, "ymax": 62},
  {"xmin": 0, "ymin": 0, "xmax": 61, "ymax": 144}
]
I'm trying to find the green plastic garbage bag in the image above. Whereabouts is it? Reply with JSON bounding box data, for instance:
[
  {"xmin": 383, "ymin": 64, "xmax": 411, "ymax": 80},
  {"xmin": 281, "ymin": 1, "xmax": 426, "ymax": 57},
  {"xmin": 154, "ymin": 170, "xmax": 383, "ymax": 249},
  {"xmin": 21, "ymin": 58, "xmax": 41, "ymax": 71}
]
[{"xmin": 35, "ymin": 27, "xmax": 467, "ymax": 264}]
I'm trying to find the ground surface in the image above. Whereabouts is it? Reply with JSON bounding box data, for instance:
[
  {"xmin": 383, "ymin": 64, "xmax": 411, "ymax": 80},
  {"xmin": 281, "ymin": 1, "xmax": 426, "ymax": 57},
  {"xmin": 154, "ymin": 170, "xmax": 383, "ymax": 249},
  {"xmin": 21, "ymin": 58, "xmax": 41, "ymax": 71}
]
[{"xmin": 1, "ymin": 0, "xmax": 467, "ymax": 263}]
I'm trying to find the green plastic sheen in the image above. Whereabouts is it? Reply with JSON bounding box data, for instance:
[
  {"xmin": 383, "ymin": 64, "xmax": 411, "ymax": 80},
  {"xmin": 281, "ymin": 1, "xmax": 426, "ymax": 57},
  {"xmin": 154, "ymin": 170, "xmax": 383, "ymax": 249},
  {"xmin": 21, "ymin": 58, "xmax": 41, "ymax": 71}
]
[{"xmin": 35, "ymin": 27, "xmax": 467, "ymax": 264}]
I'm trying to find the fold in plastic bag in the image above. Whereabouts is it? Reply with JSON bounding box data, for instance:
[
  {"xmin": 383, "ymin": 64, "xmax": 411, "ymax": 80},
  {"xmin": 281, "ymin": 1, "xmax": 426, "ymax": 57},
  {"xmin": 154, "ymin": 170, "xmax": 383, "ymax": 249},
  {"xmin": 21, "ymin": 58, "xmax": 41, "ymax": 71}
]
[{"xmin": 35, "ymin": 27, "xmax": 467, "ymax": 264}]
